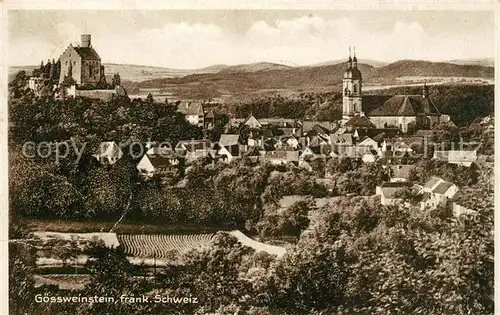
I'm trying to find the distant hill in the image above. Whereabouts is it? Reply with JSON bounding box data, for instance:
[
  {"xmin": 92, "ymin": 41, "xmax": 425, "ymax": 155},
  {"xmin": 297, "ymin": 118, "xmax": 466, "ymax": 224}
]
[
  {"xmin": 9, "ymin": 65, "xmax": 38, "ymax": 79},
  {"xmin": 123, "ymin": 60, "xmax": 493, "ymax": 99},
  {"xmin": 312, "ymin": 59, "xmax": 389, "ymax": 68},
  {"xmin": 9, "ymin": 62, "xmax": 291, "ymax": 82},
  {"xmin": 445, "ymin": 58, "xmax": 494, "ymax": 67},
  {"xmin": 102, "ymin": 63, "xmax": 228, "ymax": 81},
  {"xmin": 221, "ymin": 62, "xmax": 293, "ymax": 73},
  {"xmin": 374, "ymin": 60, "xmax": 494, "ymax": 82},
  {"xmin": 8, "ymin": 63, "xmax": 203, "ymax": 82}
]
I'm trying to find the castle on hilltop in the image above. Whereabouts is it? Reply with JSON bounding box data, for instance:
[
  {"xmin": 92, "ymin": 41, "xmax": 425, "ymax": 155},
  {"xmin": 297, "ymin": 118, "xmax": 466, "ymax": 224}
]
[
  {"xmin": 341, "ymin": 47, "xmax": 447, "ymax": 133},
  {"xmin": 59, "ymin": 34, "xmax": 105, "ymax": 86}
]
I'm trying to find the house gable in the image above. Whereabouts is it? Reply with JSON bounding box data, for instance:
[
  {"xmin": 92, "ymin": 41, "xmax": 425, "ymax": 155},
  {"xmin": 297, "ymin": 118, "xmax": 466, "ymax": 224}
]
[{"xmin": 137, "ymin": 155, "xmax": 155, "ymax": 174}]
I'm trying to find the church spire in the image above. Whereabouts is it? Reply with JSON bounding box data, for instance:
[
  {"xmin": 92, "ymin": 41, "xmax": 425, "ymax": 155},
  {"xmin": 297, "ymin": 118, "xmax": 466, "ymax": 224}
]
[
  {"xmin": 352, "ymin": 46, "xmax": 358, "ymax": 68},
  {"xmin": 347, "ymin": 46, "xmax": 352, "ymax": 69}
]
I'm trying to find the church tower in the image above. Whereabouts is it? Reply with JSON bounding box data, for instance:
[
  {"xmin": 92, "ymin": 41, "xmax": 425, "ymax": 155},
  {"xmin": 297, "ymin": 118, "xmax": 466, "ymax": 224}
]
[{"xmin": 342, "ymin": 47, "xmax": 363, "ymax": 120}]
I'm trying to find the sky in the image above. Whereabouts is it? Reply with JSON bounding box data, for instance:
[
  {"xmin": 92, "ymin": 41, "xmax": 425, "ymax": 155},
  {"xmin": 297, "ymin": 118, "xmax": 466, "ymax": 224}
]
[{"xmin": 8, "ymin": 10, "xmax": 495, "ymax": 68}]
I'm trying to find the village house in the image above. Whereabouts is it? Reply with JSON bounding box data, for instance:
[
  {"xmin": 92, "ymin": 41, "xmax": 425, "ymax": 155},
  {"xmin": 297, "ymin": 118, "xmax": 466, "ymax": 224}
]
[
  {"xmin": 280, "ymin": 135, "xmax": 300, "ymax": 149},
  {"xmin": 433, "ymin": 150, "xmax": 477, "ymax": 167},
  {"xmin": 299, "ymin": 160, "xmax": 313, "ymax": 172},
  {"xmin": 307, "ymin": 134, "xmax": 330, "ymax": 148},
  {"xmin": 415, "ymin": 129, "xmax": 434, "ymax": 138},
  {"xmin": 265, "ymin": 150, "xmax": 300, "ymax": 166},
  {"xmin": 330, "ymin": 132, "xmax": 354, "ymax": 146},
  {"xmin": 300, "ymin": 146, "xmax": 329, "ymax": 162},
  {"xmin": 28, "ymin": 76, "xmax": 46, "ymax": 95},
  {"xmin": 178, "ymin": 102, "xmax": 204, "ymax": 127},
  {"xmin": 391, "ymin": 136, "xmax": 422, "ymax": 153},
  {"xmin": 93, "ymin": 141, "xmax": 123, "ymax": 165},
  {"xmin": 332, "ymin": 144, "xmax": 377, "ymax": 163},
  {"xmin": 246, "ymin": 129, "xmax": 275, "ymax": 148},
  {"xmin": 303, "ymin": 124, "xmax": 331, "ymax": 148},
  {"xmin": 420, "ymin": 176, "xmax": 459, "ymax": 210},
  {"xmin": 270, "ymin": 121, "xmax": 299, "ymax": 137},
  {"xmin": 204, "ymin": 110, "xmax": 215, "ymax": 130},
  {"xmin": 357, "ymin": 136, "xmax": 378, "ymax": 151},
  {"xmin": 242, "ymin": 114, "xmax": 262, "ymax": 129},
  {"xmin": 137, "ymin": 147, "xmax": 182, "ymax": 177},
  {"xmin": 302, "ymin": 121, "xmax": 336, "ymax": 136},
  {"xmin": 244, "ymin": 146, "xmax": 265, "ymax": 164},
  {"xmin": 376, "ymin": 182, "xmax": 413, "ymax": 206},
  {"xmin": 184, "ymin": 149, "xmax": 218, "ymax": 164},
  {"xmin": 217, "ymin": 134, "xmax": 244, "ymax": 163},
  {"xmin": 175, "ymin": 139, "xmax": 212, "ymax": 155},
  {"xmin": 344, "ymin": 113, "xmax": 376, "ymax": 134},
  {"xmin": 389, "ymin": 164, "xmax": 413, "ymax": 182},
  {"xmin": 174, "ymin": 139, "xmax": 216, "ymax": 164},
  {"xmin": 452, "ymin": 203, "xmax": 476, "ymax": 217}
]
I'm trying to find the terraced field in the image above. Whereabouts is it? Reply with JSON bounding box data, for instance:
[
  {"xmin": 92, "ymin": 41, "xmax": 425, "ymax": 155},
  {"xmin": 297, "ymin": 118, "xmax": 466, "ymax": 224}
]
[{"xmin": 117, "ymin": 234, "xmax": 215, "ymax": 258}]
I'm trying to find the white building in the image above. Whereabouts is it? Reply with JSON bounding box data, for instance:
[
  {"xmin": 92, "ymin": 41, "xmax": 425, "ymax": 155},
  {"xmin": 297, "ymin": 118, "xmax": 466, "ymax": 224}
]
[{"xmin": 93, "ymin": 141, "xmax": 123, "ymax": 165}]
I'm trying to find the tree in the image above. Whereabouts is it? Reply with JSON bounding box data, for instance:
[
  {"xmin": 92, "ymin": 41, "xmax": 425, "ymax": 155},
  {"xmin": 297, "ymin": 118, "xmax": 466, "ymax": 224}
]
[
  {"xmin": 280, "ymin": 199, "xmax": 312, "ymax": 237},
  {"xmin": 264, "ymin": 236, "xmax": 348, "ymax": 313},
  {"xmin": 112, "ymin": 73, "xmax": 121, "ymax": 87},
  {"xmin": 9, "ymin": 71, "xmax": 30, "ymax": 99},
  {"xmin": 97, "ymin": 66, "xmax": 108, "ymax": 89},
  {"xmin": 9, "ymin": 148, "xmax": 83, "ymax": 218},
  {"xmin": 44, "ymin": 59, "xmax": 52, "ymax": 78},
  {"xmin": 146, "ymin": 93, "xmax": 154, "ymax": 104},
  {"xmin": 49, "ymin": 60, "xmax": 56, "ymax": 82},
  {"xmin": 180, "ymin": 233, "xmax": 254, "ymax": 313},
  {"xmin": 9, "ymin": 242, "xmax": 37, "ymax": 315},
  {"xmin": 83, "ymin": 242, "xmax": 144, "ymax": 314},
  {"xmin": 55, "ymin": 59, "xmax": 61, "ymax": 80}
]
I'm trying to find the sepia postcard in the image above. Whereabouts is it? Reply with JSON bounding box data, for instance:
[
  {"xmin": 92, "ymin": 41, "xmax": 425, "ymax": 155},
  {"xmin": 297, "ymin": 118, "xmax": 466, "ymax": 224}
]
[{"xmin": 2, "ymin": 1, "xmax": 498, "ymax": 314}]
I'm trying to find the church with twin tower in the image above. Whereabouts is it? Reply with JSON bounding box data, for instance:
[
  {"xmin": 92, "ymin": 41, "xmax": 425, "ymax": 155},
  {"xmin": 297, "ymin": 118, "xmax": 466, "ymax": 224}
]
[
  {"xmin": 339, "ymin": 47, "xmax": 446, "ymax": 133},
  {"xmin": 342, "ymin": 47, "xmax": 363, "ymax": 120}
]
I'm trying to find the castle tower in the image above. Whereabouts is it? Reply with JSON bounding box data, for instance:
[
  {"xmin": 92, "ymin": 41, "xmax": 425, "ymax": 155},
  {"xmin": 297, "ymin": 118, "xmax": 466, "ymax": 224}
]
[{"xmin": 342, "ymin": 46, "xmax": 363, "ymax": 120}]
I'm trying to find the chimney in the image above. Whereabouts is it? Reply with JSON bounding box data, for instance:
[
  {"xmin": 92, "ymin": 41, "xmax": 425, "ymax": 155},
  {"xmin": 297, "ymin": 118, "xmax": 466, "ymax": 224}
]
[{"xmin": 81, "ymin": 34, "xmax": 91, "ymax": 48}]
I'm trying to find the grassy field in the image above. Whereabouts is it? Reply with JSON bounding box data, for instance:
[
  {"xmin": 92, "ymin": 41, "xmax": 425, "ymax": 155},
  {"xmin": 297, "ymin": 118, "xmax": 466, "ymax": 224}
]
[{"xmin": 25, "ymin": 218, "xmax": 231, "ymax": 235}]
